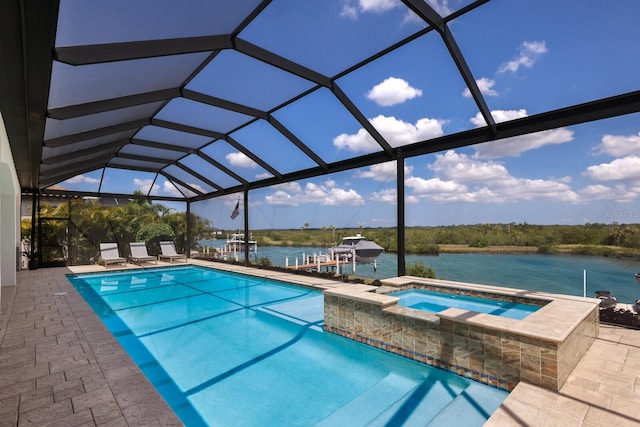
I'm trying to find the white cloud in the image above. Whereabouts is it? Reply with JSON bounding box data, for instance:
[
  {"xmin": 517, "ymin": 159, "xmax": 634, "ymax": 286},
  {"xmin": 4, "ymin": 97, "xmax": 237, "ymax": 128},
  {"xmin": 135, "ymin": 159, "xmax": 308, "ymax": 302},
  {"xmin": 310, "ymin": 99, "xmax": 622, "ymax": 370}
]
[
  {"xmin": 265, "ymin": 180, "xmax": 364, "ymax": 207},
  {"xmin": 226, "ymin": 152, "xmax": 257, "ymax": 168},
  {"xmin": 430, "ymin": 150, "xmax": 510, "ymax": 184},
  {"xmin": 324, "ymin": 188, "xmax": 364, "ymax": 206},
  {"xmin": 273, "ymin": 182, "xmax": 302, "ymax": 193},
  {"xmin": 187, "ymin": 183, "xmax": 205, "ymax": 194},
  {"xmin": 369, "ymin": 188, "xmax": 397, "ymax": 203},
  {"xmin": 133, "ymin": 178, "xmax": 159, "ymax": 194},
  {"xmin": 367, "ymin": 77, "xmax": 422, "ymax": 106},
  {"xmin": 579, "ymin": 184, "xmax": 639, "ymax": 203},
  {"xmin": 498, "ymin": 41, "xmax": 548, "ymax": 73},
  {"xmin": 403, "ymin": 150, "xmax": 579, "ymax": 203},
  {"xmin": 470, "ymin": 109, "xmax": 574, "ymax": 158},
  {"xmin": 579, "ymin": 184, "xmax": 614, "ymax": 200},
  {"xmin": 462, "ymin": 77, "xmax": 498, "ymax": 98},
  {"xmin": 265, "ymin": 190, "xmax": 299, "ymax": 206},
  {"xmin": 334, "ymin": 115, "xmax": 445, "ymax": 153},
  {"xmin": 64, "ymin": 174, "xmax": 99, "ymax": 184},
  {"xmin": 359, "ymin": 0, "xmax": 400, "ymax": 13},
  {"xmin": 584, "ymin": 156, "xmax": 640, "ymax": 181},
  {"xmin": 340, "ymin": 3, "xmax": 358, "ymax": 19},
  {"xmin": 592, "ymin": 132, "xmax": 640, "ymax": 157},
  {"xmin": 341, "ymin": 0, "xmax": 422, "ymax": 24},
  {"xmin": 426, "ymin": 0, "xmax": 452, "ymax": 16},
  {"xmin": 471, "ymin": 109, "xmax": 528, "ymax": 126},
  {"xmin": 163, "ymin": 180, "xmax": 182, "ymax": 197},
  {"xmin": 406, "ymin": 176, "xmax": 468, "ymax": 195},
  {"xmin": 355, "ymin": 161, "xmax": 413, "ymax": 181}
]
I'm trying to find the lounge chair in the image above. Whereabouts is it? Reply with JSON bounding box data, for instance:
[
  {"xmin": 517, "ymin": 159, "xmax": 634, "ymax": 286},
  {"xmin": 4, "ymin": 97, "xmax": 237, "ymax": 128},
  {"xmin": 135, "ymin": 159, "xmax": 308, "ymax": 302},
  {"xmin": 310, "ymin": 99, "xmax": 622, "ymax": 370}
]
[
  {"xmin": 98, "ymin": 243, "xmax": 126, "ymax": 267},
  {"xmin": 158, "ymin": 241, "xmax": 187, "ymax": 263},
  {"xmin": 128, "ymin": 242, "xmax": 157, "ymax": 264}
]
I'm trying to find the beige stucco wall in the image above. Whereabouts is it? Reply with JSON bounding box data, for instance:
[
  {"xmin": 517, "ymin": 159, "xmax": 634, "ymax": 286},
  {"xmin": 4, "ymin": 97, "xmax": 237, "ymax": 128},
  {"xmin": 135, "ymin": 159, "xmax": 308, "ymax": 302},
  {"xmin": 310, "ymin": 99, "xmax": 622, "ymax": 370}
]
[{"xmin": 0, "ymin": 111, "xmax": 21, "ymax": 290}]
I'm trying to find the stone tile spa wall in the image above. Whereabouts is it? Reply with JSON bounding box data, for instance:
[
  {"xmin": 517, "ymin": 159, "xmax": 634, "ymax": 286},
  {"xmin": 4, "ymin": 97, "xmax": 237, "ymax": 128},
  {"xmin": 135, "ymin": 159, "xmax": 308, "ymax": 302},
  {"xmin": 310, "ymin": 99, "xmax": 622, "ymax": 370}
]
[{"xmin": 323, "ymin": 278, "xmax": 599, "ymax": 392}]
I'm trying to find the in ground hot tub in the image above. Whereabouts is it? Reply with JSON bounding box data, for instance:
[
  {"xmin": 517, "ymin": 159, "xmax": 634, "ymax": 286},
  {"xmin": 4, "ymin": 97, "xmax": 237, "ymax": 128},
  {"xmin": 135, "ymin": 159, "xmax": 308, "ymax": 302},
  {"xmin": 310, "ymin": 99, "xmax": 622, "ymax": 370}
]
[
  {"xmin": 324, "ymin": 277, "xmax": 600, "ymax": 391},
  {"xmin": 390, "ymin": 288, "xmax": 540, "ymax": 320}
]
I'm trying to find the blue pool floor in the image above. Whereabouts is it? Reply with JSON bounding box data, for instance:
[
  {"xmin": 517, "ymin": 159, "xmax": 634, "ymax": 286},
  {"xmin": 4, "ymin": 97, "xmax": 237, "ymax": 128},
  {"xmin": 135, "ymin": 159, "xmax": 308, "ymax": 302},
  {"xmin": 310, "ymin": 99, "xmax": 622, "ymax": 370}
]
[{"xmin": 69, "ymin": 266, "xmax": 508, "ymax": 426}]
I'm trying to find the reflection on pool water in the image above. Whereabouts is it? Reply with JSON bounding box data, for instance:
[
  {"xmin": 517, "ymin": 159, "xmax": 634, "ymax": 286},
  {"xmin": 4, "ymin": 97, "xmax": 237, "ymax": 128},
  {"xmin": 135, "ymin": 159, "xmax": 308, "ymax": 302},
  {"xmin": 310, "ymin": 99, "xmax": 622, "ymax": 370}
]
[
  {"xmin": 391, "ymin": 289, "xmax": 540, "ymax": 320},
  {"xmin": 68, "ymin": 266, "xmax": 508, "ymax": 426}
]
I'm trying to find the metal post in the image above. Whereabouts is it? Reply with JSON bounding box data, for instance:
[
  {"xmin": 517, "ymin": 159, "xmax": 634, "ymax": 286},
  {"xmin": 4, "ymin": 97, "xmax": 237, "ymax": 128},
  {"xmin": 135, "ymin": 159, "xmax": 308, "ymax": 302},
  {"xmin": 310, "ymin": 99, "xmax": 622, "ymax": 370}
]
[
  {"xmin": 396, "ymin": 150, "xmax": 406, "ymax": 276},
  {"xmin": 243, "ymin": 188, "xmax": 250, "ymax": 266},
  {"xmin": 186, "ymin": 201, "xmax": 191, "ymax": 259}
]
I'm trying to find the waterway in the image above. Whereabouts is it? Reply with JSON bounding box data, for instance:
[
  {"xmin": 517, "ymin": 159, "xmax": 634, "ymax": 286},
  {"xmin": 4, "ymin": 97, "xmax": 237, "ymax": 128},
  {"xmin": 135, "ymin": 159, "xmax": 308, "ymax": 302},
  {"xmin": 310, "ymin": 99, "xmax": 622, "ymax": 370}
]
[{"xmin": 199, "ymin": 240, "xmax": 640, "ymax": 304}]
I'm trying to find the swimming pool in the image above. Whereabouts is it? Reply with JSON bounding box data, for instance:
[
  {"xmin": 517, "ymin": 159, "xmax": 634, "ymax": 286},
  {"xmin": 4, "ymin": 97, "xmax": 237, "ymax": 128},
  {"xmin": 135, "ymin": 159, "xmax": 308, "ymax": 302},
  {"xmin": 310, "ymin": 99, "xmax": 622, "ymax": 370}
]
[{"xmin": 68, "ymin": 265, "xmax": 508, "ymax": 426}]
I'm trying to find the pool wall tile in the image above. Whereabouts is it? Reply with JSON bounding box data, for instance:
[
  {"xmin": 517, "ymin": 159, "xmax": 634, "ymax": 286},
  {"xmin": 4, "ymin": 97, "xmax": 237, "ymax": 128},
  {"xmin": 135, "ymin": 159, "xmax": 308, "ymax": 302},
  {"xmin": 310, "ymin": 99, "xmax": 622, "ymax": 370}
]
[{"xmin": 324, "ymin": 278, "xmax": 599, "ymax": 392}]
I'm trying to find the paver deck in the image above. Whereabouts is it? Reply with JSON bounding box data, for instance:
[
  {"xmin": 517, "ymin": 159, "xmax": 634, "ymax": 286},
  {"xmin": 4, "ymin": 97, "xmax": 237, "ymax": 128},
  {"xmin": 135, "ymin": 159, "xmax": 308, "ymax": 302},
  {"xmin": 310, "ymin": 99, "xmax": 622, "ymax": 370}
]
[{"xmin": 1, "ymin": 261, "xmax": 639, "ymax": 426}]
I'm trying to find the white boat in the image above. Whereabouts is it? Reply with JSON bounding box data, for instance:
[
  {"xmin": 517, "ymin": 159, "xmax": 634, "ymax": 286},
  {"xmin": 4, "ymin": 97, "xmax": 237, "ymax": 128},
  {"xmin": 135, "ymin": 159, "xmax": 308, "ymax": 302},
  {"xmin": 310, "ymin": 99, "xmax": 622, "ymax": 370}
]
[
  {"xmin": 635, "ymin": 273, "xmax": 640, "ymax": 284},
  {"xmin": 225, "ymin": 233, "xmax": 257, "ymax": 253},
  {"xmin": 332, "ymin": 234, "xmax": 384, "ymax": 264}
]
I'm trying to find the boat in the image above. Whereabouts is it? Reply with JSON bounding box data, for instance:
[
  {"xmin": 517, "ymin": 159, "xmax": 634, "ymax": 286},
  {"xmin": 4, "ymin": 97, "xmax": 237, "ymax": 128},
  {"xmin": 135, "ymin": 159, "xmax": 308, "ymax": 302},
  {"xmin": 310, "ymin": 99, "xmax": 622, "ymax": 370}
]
[
  {"xmin": 331, "ymin": 234, "xmax": 384, "ymax": 264},
  {"xmin": 224, "ymin": 233, "xmax": 257, "ymax": 253},
  {"xmin": 635, "ymin": 273, "xmax": 640, "ymax": 284}
]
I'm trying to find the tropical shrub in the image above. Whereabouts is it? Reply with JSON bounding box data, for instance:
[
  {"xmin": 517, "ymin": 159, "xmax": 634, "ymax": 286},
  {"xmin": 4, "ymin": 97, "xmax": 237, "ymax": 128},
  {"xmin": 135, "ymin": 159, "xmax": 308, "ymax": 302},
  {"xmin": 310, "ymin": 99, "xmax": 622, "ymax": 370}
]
[{"xmin": 405, "ymin": 261, "xmax": 436, "ymax": 278}]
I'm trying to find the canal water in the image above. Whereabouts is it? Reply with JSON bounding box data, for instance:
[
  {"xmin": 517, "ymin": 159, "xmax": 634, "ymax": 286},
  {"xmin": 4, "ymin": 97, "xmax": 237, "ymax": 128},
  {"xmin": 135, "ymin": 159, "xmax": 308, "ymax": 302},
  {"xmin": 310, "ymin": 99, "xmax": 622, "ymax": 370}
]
[{"xmin": 200, "ymin": 240, "xmax": 640, "ymax": 304}]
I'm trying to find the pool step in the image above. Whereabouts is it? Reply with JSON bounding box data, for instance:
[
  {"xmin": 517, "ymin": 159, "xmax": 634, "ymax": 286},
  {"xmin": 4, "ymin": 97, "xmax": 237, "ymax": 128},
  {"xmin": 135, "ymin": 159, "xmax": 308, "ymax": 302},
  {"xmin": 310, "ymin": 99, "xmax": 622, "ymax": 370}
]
[
  {"xmin": 425, "ymin": 382, "xmax": 508, "ymax": 427},
  {"xmin": 315, "ymin": 373, "xmax": 418, "ymax": 427}
]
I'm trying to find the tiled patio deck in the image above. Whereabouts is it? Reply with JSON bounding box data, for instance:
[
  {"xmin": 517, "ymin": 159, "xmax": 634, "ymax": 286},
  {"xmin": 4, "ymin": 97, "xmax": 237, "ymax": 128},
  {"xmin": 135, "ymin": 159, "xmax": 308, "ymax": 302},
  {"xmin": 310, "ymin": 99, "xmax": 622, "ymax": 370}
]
[{"xmin": 1, "ymin": 261, "xmax": 639, "ymax": 426}]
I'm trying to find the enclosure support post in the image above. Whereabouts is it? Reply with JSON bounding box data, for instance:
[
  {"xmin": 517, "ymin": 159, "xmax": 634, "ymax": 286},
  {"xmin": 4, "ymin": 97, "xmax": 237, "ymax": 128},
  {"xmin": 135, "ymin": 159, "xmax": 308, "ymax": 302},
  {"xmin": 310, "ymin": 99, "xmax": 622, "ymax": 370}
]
[
  {"xmin": 243, "ymin": 188, "xmax": 250, "ymax": 267},
  {"xmin": 396, "ymin": 150, "xmax": 406, "ymax": 276},
  {"xmin": 186, "ymin": 200, "xmax": 191, "ymax": 259}
]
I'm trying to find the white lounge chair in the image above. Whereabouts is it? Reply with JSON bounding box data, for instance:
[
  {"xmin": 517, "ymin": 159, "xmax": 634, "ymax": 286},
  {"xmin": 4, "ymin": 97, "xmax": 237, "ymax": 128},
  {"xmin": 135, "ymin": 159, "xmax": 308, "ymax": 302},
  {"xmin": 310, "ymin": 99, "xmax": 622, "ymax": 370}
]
[
  {"xmin": 98, "ymin": 243, "xmax": 126, "ymax": 267},
  {"xmin": 158, "ymin": 241, "xmax": 187, "ymax": 263},
  {"xmin": 128, "ymin": 242, "xmax": 157, "ymax": 264}
]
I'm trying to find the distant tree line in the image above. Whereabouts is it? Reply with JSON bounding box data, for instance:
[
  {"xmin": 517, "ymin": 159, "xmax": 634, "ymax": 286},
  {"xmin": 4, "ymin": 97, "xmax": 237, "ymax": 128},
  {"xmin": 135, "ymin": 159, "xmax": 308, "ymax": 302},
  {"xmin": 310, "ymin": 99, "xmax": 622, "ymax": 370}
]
[{"xmin": 255, "ymin": 222, "xmax": 640, "ymax": 256}]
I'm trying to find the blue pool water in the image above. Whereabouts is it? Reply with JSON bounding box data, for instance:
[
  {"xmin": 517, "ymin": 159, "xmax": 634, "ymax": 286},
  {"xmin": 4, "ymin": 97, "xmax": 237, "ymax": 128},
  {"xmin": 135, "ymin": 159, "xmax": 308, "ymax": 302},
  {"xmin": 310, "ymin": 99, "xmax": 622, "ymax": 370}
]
[
  {"xmin": 392, "ymin": 289, "xmax": 540, "ymax": 320},
  {"xmin": 68, "ymin": 266, "xmax": 508, "ymax": 426}
]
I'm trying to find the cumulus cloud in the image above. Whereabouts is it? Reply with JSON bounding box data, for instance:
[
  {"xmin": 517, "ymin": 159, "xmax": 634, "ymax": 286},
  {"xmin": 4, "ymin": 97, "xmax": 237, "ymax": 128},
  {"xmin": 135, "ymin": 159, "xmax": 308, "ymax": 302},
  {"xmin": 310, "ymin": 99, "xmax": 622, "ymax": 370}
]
[
  {"xmin": 133, "ymin": 178, "xmax": 159, "ymax": 194},
  {"xmin": 592, "ymin": 132, "xmax": 640, "ymax": 157},
  {"xmin": 264, "ymin": 180, "xmax": 364, "ymax": 207},
  {"xmin": 163, "ymin": 180, "xmax": 182, "ymax": 197},
  {"xmin": 498, "ymin": 41, "xmax": 548, "ymax": 73},
  {"xmin": 355, "ymin": 161, "xmax": 413, "ymax": 181},
  {"xmin": 403, "ymin": 150, "xmax": 579, "ymax": 203},
  {"xmin": 360, "ymin": 0, "xmax": 399, "ymax": 13},
  {"xmin": 273, "ymin": 182, "xmax": 302, "ymax": 193},
  {"xmin": 340, "ymin": 0, "xmax": 421, "ymax": 23},
  {"xmin": 424, "ymin": 0, "xmax": 452, "ymax": 16},
  {"xmin": 226, "ymin": 152, "xmax": 257, "ymax": 168},
  {"xmin": 255, "ymin": 172, "xmax": 272, "ymax": 180},
  {"xmin": 470, "ymin": 109, "xmax": 574, "ymax": 158},
  {"xmin": 470, "ymin": 109, "xmax": 528, "ymax": 126},
  {"xmin": 369, "ymin": 188, "xmax": 397, "ymax": 203},
  {"xmin": 584, "ymin": 156, "xmax": 640, "ymax": 181},
  {"xmin": 64, "ymin": 174, "xmax": 99, "ymax": 184},
  {"xmin": 367, "ymin": 77, "xmax": 423, "ymax": 106},
  {"xmin": 429, "ymin": 150, "xmax": 510, "ymax": 184},
  {"xmin": 265, "ymin": 190, "xmax": 298, "ymax": 206},
  {"xmin": 187, "ymin": 183, "xmax": 205, "ymax": 194},
  {"xmin": 334, "ymin": 115, "xmax": 445, "ymax": 153},
  {"xmin": 579, "ymin": 184, "xmax": 639, "ymax": 203},
  {"xmin": 462, "ymin": 77, "xmax": 498, "ymax": 98}
]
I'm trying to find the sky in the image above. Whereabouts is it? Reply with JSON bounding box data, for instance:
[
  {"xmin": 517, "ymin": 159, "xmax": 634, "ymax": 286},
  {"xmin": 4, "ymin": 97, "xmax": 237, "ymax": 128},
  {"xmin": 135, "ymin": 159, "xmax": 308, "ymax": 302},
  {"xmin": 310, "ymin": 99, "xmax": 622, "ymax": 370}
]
[{"xmin": 51, "ymin": 0, "xmax": 640, "ymax": 230}]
